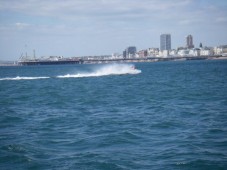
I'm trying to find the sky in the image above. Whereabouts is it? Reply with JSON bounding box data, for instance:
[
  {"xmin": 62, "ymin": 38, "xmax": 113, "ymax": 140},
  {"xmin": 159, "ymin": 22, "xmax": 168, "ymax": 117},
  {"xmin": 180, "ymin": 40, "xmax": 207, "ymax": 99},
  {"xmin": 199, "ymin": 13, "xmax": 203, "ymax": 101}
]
[{"xmin": 0, "ymin": 0, "xmax": 227, "ymax": 61}]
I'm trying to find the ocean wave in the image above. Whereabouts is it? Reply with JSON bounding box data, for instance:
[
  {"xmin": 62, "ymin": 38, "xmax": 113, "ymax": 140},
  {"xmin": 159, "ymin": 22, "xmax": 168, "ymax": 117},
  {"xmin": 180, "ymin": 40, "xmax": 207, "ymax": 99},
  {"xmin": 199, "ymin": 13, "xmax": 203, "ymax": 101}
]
[
  {"xmin": 0, "ymin": 76, "xmax": 50, "ymax": 81},
  {"xmin": 57, "ymin": 64, "xmax": 141, "ymax": 78}
]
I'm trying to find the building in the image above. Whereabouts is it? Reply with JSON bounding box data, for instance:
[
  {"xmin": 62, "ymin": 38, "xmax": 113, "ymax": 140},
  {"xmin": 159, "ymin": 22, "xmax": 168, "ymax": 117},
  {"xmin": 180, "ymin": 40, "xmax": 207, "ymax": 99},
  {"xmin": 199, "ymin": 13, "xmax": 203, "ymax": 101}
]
[
  {"xmin": 189, "ymin": 48, "xmax": 200, "ymax": 56},
  {"xmin": 169, "ymin": 49, "xmax": 177, "ymax": 56},
  {"xmin": 160, "ymin": 34, "xmax": 171, "ymax": 51},
  {"xmin": 123, "ymin": 50, "xmax": 127, "ymax": 58},
  {"xmin": 159, "ymin": 50, "xmax": 169, "ymax": 57},
  {"xmin": 123, "ymin": 46, "xmax": 137, "ymax": 58},
  {"xmin": 200, "ymin": 47, "xmax": 214, "ymax": 56},
  {"xmin": 186, "ymin": 35, "xmax": 194, "ymax": 49},
  {"xmin": 147, "ymin": 48, "xmax": 159, "ymax": 57},
  {"xmin": 137, "ymin": 50, "xmax": 148, "ymax": 58},
  {"xmin": 214, "ymin": 45, "xmax": 227, "ymax": 56},
  {"xmin": 178, "ymin": 49, "xmax": 200, "ymax": 57},
  {"xmin": 178, "ymin": 49, "xmax": 190, "ymax": 56}
]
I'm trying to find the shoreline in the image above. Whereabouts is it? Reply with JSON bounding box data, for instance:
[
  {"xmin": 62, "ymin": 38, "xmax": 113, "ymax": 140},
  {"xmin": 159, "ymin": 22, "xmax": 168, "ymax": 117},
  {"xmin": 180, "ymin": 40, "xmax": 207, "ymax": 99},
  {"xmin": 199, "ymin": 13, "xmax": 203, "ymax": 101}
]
[{"xmin": 1, "ymin": 55, "xmax": 227, "ymax": 66}]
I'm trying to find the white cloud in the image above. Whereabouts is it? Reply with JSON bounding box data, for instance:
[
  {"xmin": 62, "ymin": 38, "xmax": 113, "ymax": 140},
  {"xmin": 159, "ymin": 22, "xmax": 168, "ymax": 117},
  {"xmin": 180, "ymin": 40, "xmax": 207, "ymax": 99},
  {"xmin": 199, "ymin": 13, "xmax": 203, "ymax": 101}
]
[
  {"xmin": 15, "ymin": 22, "xmax": 30, "ymax": 29},
  {"xmin": 0, "ymin": 0, "xmax": 192, "ymax": 20}
]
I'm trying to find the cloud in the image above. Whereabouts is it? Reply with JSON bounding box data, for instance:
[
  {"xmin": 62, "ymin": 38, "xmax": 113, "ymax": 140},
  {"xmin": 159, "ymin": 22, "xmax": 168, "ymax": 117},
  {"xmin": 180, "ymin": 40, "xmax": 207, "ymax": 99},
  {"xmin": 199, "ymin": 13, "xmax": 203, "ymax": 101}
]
[
  {"xmin": 0, "ymin": 0, "xmax": 196, "ymax": 35},
  {"xmin": 15, "ymin": 22, "xmax": 30, "ymax": 29},
  {"xmin": 1, "ymin": 0, "xmax": 226, "ymax": 34},
  {"xmin": 0, "ymin": 0, "xmax": 192, "ymax": 20}
]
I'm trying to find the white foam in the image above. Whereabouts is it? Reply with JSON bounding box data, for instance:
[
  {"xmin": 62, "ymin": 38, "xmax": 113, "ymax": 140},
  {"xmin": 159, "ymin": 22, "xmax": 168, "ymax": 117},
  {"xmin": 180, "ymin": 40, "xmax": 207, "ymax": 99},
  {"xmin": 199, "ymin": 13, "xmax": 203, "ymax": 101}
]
[
  {"xmin": 0, "ymin": 64, "xmax": 141, "ymax": 80},
  {"xmin": 0, "ymin": 76, "xmax": 50, "ymax": 81},
  {"xmin": 57, "ymin": 64, "xmax": 141, "ymax": 78}
]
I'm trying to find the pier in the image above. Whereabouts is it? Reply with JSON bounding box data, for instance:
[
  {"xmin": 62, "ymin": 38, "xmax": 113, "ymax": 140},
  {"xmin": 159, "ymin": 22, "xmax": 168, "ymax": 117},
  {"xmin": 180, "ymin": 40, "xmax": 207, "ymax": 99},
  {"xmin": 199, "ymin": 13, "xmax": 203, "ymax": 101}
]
[{"xmin": 17, "ymin": 55, "xmax": 224, "ymax": 66}]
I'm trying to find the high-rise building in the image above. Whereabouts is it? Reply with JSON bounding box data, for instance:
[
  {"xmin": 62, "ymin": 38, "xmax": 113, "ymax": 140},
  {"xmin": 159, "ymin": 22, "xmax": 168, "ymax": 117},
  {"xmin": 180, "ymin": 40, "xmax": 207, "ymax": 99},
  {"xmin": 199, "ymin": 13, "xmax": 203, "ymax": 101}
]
[
  {"xmin": 186, "ymin": 35, "xmax": 194, "ymax": 49},
  {"xmin": 123, "ymin": 46, "xmax": 137, "ymax": 58},
  {"xmin": 160, "ymin": 34, "xmax": 171, "ymax": 51},
  {"xmin": 123, "ymin": 50, "xmax": 127, "ymax": 58}
]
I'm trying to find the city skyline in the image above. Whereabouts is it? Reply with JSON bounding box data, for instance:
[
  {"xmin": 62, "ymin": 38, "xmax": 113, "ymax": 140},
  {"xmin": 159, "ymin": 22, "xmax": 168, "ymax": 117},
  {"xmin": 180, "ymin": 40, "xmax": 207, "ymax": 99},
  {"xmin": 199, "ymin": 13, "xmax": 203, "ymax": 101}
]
[{"xmin": 0, "ymin": 0, "xmax": 227, "ymax": 61}]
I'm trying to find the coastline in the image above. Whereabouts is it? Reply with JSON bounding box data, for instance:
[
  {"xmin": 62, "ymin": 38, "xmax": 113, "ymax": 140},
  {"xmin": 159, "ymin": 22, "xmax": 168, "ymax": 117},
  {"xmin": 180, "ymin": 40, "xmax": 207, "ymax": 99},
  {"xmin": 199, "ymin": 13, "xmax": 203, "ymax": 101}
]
[{"xmin": 1, "ymin": 55, "xmax": 227, "ymax": 67}]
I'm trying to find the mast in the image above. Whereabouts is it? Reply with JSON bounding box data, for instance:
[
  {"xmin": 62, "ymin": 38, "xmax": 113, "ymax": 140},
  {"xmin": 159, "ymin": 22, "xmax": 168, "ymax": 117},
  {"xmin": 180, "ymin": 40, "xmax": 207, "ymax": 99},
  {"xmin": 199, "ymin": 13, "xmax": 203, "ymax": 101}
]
[{"xmin": 25, "ymin": 44, "xmax": 27, "ymax": 58}]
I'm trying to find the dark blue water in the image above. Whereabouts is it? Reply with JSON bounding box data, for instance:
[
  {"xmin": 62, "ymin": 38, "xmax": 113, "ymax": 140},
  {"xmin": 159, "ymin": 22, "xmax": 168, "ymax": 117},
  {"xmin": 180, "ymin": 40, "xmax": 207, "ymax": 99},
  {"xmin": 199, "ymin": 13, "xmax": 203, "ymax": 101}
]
[{"xmin": 0, "ymin": 60, "xmax": 227, "ymax": 170}]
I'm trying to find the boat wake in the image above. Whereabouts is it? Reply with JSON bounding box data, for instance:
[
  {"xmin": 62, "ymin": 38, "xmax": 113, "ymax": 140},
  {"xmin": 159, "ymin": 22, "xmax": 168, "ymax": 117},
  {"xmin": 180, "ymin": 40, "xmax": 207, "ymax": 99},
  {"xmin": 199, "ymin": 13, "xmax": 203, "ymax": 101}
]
[
  {"xmin": 0, "ymin": 76, "xmax": 50, "ymax": 81},
  {"xmin": 0, "ymin": 64, "xmax": 141, "ymax": 81},
  {"xmin": 57, "ymin": 64, "xmax": 141, "ymax": 78}
]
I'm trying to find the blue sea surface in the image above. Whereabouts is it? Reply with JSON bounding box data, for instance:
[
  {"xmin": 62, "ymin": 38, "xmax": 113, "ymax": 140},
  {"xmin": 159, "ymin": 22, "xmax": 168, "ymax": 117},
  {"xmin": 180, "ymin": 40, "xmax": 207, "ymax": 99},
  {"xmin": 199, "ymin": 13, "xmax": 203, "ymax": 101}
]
[{"xmin": 0, "ymin": 60, "xmax": 227, "ymax": 169}]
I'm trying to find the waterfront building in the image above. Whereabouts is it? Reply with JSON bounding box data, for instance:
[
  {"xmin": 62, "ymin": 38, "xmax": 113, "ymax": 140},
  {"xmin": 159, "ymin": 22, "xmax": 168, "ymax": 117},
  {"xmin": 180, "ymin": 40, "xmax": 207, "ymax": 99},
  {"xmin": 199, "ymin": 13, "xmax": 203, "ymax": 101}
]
[
  {"xmin": 200, "ymin": 47, "xmax": 214, "ymax": 56},
  {"xmin": 214, "ymin": 45, "xmax": 227, "ymax": 56},
  {"xmin": 178, "ymin": 49, "xmax": 190, "ymax": 56},
  {"xmin": 123, "ymin": 46, "xmax": 137, "ymax": 58},
  {"xmin": 178, "ymin": 48, "xmax": 200, "ymax": 57},
  {"xmin": 123, "ymin": 50, "xmax": 127, "ymax": 58},
  {"xmin": 160, "ymin": 34, "xmax": 171, "ymax": 51},
  {"xmin": 137, "ymin": 50, "xmax": 148, "ymax": 58},
  {"xmin": 159, "ymin": 50, "xmax": 169, "ymax": 57},
  {"xmin": 189, "ymin": 48, "xmax": 200, "ymax": 56},
  {"xmin": 147, "ymin": 48, "xmax": 159, "ymax": 57},
  {"xmin": 169, "ymin": 49, "xmax": 177, "ymax": 56},
  {"xmin": 186, "ymin": 35, "xmax": 194, "ymax": 49}
]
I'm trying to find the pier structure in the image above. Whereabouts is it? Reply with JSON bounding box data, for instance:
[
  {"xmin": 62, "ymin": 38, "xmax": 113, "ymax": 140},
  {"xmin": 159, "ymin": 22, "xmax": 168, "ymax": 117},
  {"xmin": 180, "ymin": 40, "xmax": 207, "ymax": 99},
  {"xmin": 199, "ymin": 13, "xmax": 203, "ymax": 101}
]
[{"xmin": 18, "ymin": 55, "xmax": 223, "ymax": 66}]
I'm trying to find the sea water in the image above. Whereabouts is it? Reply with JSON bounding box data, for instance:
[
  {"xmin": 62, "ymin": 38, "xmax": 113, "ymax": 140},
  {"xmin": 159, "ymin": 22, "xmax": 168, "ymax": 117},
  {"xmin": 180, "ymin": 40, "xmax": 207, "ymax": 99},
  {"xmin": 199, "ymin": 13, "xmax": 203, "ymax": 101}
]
[{"xmin": 0, "ymin": 60, "xmax": 227, "ymax": 169}]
